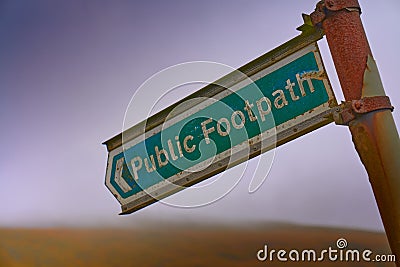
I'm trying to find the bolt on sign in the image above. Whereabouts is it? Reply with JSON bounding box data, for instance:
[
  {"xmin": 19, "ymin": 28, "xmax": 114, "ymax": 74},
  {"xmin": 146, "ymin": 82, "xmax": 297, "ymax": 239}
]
[{"xmin": 103, "ymin": 33, "xmax": 337, "ymax": 214}]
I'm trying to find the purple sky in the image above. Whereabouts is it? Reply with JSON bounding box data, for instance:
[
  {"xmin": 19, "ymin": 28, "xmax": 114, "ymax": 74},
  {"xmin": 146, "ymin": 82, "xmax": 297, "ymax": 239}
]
[{"xmin": 0, "ymin": 0, "xmax": 399, "ymax": 230}]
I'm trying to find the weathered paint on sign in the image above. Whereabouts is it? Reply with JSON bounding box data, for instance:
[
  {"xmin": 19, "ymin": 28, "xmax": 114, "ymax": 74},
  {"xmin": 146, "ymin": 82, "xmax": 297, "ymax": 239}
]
[{"xmin": 104, "ymin": 41, "xmax": 336, "ymax": 214}]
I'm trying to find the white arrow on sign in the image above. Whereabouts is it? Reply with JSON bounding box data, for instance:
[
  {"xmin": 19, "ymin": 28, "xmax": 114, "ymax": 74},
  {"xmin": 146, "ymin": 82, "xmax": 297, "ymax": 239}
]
[{"xmin": 114, "ymin": 157, "xmax": 132, "ymax": 193}]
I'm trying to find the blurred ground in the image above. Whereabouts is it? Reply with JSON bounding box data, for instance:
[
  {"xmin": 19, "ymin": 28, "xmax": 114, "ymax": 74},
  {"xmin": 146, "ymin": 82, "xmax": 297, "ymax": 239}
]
[{"xmin": 0, "ymin": 223, "xmax": 395, "ymax": 267}]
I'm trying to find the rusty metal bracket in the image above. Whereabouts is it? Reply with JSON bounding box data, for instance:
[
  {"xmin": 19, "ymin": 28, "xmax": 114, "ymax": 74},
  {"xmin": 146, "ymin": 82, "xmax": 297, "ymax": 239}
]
[
  {"xmin": 332, "ymin": 96, "xmax": 394, "ymax": 125},
  {"xmin": 311, "ymin": 0, "xmax": 361, "ymax": 26}
]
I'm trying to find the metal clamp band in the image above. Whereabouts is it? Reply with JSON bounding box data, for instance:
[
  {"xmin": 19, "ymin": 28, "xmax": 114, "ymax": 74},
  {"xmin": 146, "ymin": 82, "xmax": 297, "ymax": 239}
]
[
  {"xmin": 311, "ymin": 0, "xmax": 361, "ymax": 26},
  {"xmin": 333, "ymin": 96, "xmax": 394, "ymax": 125}
]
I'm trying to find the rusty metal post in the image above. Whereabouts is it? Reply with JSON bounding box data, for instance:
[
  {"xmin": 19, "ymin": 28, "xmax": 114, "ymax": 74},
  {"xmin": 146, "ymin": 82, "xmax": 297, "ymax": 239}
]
[{"xmin": 311, "ymin": 0, "xmax": 400, "ymax": 265}]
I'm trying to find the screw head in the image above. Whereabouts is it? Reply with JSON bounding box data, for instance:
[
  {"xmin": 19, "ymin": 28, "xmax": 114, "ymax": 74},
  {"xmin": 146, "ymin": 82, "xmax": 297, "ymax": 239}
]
[{"xmin": 354, "ymin": 101, "xmax": 363, "ymax": 110}]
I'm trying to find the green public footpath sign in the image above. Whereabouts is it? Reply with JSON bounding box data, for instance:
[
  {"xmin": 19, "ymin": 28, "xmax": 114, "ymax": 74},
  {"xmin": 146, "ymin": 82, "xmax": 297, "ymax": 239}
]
[{"xmin": 104, "ymin": 40, "xmax": 336, "ymax": 214}]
